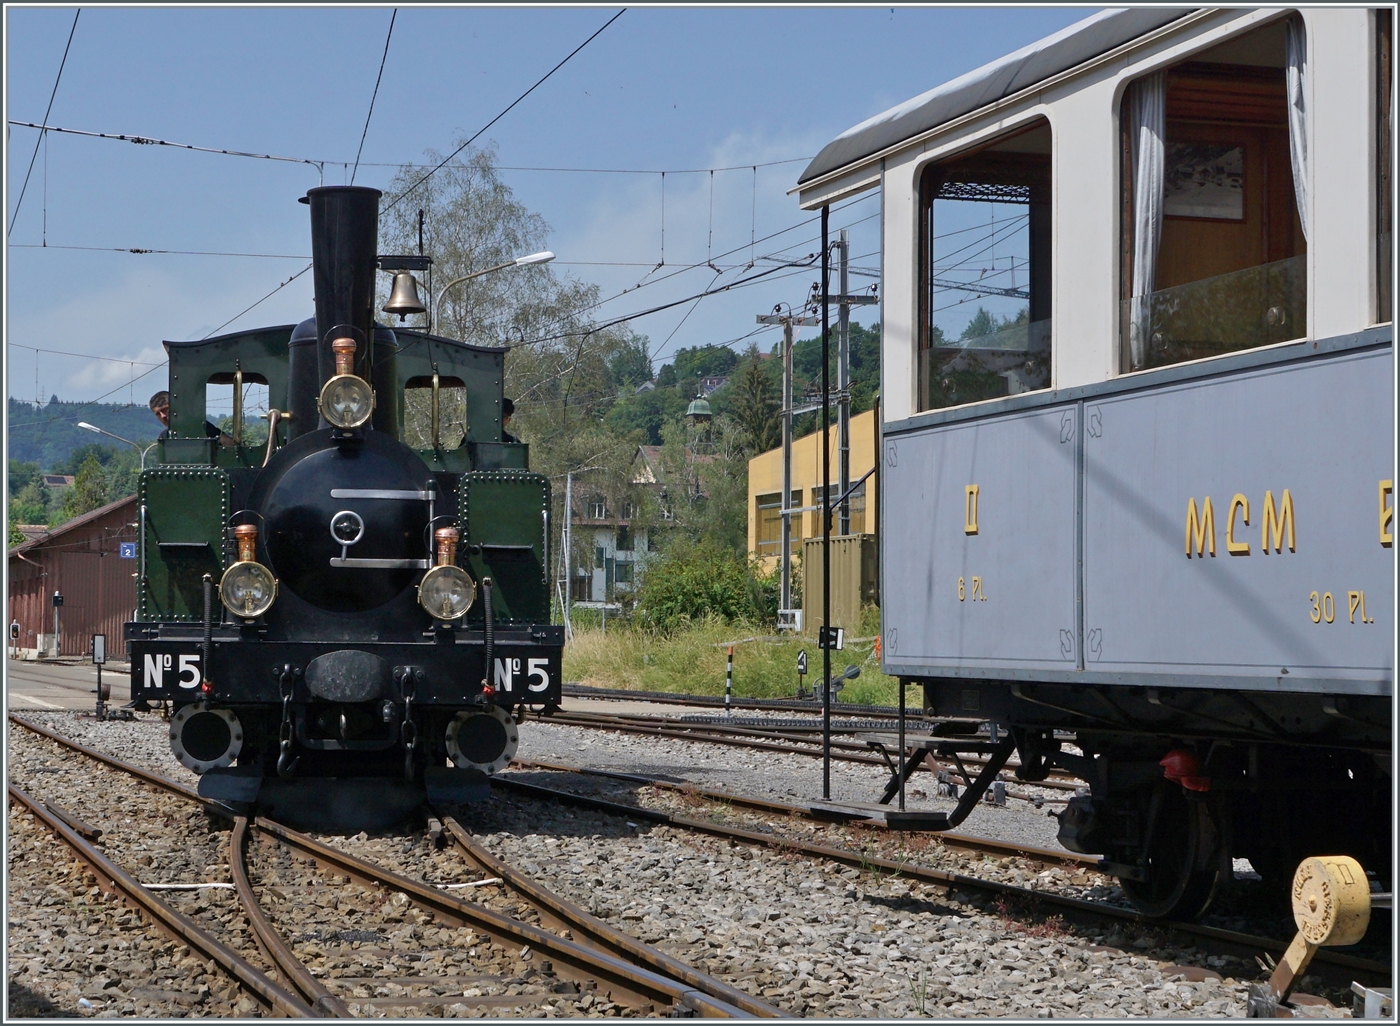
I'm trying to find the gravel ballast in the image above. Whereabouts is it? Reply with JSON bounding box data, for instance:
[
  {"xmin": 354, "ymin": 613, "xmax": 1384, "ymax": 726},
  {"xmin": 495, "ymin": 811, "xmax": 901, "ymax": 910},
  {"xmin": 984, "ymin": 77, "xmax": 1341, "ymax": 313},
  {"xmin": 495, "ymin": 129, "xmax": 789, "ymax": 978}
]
[{"xmin": 8, "ymin": 710, "xmax": 1353, "ymax": 1018}]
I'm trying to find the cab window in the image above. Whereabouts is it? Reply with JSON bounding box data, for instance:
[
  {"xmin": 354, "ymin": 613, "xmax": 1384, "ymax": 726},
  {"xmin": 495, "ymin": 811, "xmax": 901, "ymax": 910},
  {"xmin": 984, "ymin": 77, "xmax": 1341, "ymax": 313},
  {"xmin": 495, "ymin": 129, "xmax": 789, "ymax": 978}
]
[
  {"xmin": 403, "ymin": 376, "xmax": 467, "ymax": 450},
  {"xmin": 204, "ymin": 374, "xmax": 269, "ymax": 446}
]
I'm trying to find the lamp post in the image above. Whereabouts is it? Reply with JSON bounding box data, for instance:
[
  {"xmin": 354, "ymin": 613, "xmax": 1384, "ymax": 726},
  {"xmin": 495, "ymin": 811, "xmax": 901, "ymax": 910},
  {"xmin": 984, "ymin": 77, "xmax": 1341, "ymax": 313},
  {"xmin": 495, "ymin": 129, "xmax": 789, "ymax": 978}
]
[
  {"xmin": 78, "ymin": 422, "xmax": 157, "ymax": 470},
  {"xmin": 433, "ymin": 251, "xmax": 555, "ymax": 337}
]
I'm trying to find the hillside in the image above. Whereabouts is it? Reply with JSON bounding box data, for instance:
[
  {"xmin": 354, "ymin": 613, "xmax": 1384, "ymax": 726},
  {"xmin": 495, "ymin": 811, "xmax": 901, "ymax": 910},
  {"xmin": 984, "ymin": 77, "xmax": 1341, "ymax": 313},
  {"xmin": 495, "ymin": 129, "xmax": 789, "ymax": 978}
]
[{"xmin": 8, "ymin": 397, "xmax": 163, "ymax": 470}]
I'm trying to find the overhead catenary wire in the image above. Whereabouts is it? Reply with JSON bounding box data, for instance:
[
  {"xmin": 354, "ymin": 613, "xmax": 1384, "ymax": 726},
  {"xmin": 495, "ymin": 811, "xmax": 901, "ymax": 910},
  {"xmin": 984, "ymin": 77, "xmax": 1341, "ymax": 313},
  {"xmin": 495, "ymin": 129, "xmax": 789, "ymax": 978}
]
[
  {"xmin": 510, "ymin": 254, "xmax": 820, "ymax": 350},
  {"xmin": 8, "ymin": 343, "xmax": 163, "ymax": 367},
  {"xmin": 11, "ymin": 243, "xmax": 309, "ymax": 259},
  {"xmin": 383, "ymin": 7, "xmax": 625, "ymax": 214},
  {"xmin": 201, "ymin": 263, "xmax": 313, "ymax": 340},
  {"xmin": 6, "ymin": 121, "xmax": 324, "ymax": 183},
  {"xmin": 6, "ymin": 121, "xmax": 809, "ymax": 179},
  {"xmin": 581, "ymin": 194, "xmax": 879, "ymax": 318},
  {"xmin": 14, "ymin": 361, "xmax": 167, "ymax": 461},
  {"xmin": 350, "ymin": 8, "xmax": 397, "ymax": 185},
  {"xmin": 8, "ymin": 9, "xmax": 80, "ymax": 236}
]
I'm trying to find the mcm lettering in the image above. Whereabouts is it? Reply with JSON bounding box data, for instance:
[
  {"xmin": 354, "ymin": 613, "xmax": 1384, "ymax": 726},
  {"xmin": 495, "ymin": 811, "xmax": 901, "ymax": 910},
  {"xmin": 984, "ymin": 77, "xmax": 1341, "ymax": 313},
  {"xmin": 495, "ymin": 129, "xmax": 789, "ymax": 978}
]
[{"xmin": 1186, "ymin": 489, "xmax": 1296, "ymax": 559}]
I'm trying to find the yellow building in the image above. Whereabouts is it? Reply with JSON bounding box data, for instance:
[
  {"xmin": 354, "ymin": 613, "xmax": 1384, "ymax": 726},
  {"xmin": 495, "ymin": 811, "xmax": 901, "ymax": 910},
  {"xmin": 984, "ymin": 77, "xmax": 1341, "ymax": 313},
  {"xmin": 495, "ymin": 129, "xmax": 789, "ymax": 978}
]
[{"xmin": 747, "ymin": 408, "xmax": 879, "ymax": 568}]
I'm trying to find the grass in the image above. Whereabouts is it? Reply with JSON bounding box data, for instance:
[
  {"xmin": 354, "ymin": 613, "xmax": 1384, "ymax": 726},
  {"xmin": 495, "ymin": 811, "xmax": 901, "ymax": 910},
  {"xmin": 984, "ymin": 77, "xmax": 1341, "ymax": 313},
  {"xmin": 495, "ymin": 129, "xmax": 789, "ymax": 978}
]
[{"xmin": 562, "ymin": 608, "xmax": 901, "ymax": 706}]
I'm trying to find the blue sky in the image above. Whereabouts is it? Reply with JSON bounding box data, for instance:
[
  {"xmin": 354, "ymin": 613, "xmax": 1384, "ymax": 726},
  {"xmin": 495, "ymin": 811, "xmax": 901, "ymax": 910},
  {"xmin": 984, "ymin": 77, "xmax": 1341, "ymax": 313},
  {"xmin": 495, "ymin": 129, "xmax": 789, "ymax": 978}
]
[{"xmin": 5, "ymin": 5, "xmax": 1091, "ymax": 406}]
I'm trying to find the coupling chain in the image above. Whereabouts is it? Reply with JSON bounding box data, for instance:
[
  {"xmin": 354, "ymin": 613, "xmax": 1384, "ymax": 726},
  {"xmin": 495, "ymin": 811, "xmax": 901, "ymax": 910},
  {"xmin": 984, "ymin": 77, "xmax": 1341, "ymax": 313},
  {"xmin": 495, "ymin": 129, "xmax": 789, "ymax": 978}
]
[
  {"xmin": 276, "ymin": 664, "xmax": 300, "ymax": 781},
  {"xmin": 401, "ymin": 669, "xmax": 418, "ymax": 783}
]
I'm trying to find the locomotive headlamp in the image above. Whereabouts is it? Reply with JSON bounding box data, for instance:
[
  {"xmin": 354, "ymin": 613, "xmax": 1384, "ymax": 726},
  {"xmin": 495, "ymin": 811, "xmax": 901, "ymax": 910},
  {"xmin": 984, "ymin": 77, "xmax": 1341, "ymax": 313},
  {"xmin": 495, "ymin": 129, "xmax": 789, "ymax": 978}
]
[
  {"xmin": 419, "ymin": 567, "xmax": 475, "ymax": 620},
  {"xmin": 319, "ymin": 336, "xmax": 375, "ymax": 429},
  {"xmin": 418, "ymin": 526, "xmax": 475, "ymax": 620},
  {"xmin": 219, "ymin": 524, "xmax": 278, "ymax": 619}
]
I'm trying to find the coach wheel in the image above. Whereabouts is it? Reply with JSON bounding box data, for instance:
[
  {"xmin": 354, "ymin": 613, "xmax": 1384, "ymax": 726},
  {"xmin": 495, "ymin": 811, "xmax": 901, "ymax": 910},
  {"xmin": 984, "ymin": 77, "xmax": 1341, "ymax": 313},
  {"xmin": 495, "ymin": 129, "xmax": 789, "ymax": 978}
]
[
  {"xmin": 445, "ymin": 707, "xmax": 519, "ymax": 775},
  {"xmin": 169, "ymin": 703, "xmax": 243, "ymax": 774},
  {"xmin": 1118, "ymin": 783, "xmax": 1226, "ymax": 920}
]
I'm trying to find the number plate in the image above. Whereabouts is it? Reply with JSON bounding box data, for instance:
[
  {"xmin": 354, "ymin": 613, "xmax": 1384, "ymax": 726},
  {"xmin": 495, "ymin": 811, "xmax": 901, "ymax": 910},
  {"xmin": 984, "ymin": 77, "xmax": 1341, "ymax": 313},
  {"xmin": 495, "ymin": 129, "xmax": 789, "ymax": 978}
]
[
  {"xmin": 490, "ymin": 652, "xmax": 563, "ymax": 706},
  {"xmin": 130, "ymin": 645, "xmax": 204, "ymax": 697}
]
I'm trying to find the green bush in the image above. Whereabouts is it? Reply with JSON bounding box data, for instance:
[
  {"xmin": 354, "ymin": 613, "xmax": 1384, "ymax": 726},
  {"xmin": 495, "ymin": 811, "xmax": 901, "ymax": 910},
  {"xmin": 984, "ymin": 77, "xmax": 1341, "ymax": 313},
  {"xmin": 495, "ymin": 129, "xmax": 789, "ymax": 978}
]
[{"xmin": 634, "ymin": 544, "xmax": 758, "ymax": 633}]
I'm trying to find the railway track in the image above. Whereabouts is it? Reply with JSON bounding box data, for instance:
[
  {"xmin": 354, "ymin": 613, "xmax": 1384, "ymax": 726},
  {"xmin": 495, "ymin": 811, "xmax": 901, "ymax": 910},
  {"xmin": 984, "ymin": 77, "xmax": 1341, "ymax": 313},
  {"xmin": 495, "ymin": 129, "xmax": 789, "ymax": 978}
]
[
  {"xmin": 511, "ymin": 757, "xmax": 1094, "ymax": 866},
  {"xmin": 537, "ymin": 707, "xmax": 1083, "ymax": 794},
  {"xmin": 12, "ymin": 710, "xmax": 1389, "ymax": 1016},
  {"xmin": 491, "ymin": 758, "xmax": 1392, "ymax": 987},
  {"xmin": 561, "ymin": 683, "xmax": 911, "ymax": 716},
  {"xmin": 8, "ymin": 714, "xmax": 782, "ymax": 1018},
  {"xmin": 7, "ymin": 782, "xmax": 317, "ymax": 1018}
]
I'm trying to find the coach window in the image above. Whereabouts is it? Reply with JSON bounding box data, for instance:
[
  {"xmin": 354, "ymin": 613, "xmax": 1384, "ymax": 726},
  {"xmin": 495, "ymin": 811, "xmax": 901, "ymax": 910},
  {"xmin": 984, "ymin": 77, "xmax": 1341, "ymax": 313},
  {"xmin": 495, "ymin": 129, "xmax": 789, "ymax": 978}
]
[
  {"xmin": 917, "ymin": 118, "xmax": 1051, "ymax": 412},
  {"xmin": 403, "ymin": 376, "xmax": 467, "ymax": 450},
  {"xmin": 1121, "ymin": 16, "xmax": 1307, "ymax": 372}
]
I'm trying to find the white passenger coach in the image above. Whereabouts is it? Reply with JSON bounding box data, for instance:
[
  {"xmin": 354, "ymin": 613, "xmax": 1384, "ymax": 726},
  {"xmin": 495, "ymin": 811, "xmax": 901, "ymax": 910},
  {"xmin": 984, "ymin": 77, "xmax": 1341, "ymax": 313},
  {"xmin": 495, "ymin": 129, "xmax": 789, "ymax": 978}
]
[{"xmin": 798, "ymin": 8, "xmax": 1394, "ymax": 918}]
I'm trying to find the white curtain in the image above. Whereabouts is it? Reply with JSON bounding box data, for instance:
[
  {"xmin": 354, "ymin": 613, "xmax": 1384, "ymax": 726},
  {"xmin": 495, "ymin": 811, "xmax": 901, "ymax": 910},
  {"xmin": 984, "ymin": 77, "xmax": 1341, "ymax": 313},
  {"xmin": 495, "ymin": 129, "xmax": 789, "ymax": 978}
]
[
  {"xmin": 1129, "ymin": 72, "xmax": 1166, "ymax": 369},
  {"xmin": 1286, "ymin": 17, "xmax": 1310, "ymax": 241}
]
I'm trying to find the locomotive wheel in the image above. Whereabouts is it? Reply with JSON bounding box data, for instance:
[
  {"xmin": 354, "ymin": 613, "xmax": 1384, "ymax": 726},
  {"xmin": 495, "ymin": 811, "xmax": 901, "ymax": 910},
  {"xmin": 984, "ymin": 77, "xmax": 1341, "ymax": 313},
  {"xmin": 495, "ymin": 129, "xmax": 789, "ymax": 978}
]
[{"xmin": 1118, "ymin": 784, "xmax": 1226, "ymax": 920}]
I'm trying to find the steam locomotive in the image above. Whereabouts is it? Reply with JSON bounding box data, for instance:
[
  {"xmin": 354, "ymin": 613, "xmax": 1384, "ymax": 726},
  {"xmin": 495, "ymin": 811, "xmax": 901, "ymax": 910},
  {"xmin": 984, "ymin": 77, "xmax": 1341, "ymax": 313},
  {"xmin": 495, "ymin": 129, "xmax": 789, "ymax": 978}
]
[{"xmin": 125, "ymin": 186, "xmax": 561, "ymax": 820}]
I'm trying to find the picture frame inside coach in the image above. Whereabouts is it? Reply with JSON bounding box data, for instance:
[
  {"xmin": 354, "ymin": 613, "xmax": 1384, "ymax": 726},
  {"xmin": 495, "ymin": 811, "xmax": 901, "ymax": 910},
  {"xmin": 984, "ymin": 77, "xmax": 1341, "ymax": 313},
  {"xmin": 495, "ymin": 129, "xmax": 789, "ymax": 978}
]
[
  {"xmin": 917, "ymin": 118, "xmax": 1052, "ymax": 412},
  {"xmin": 1119, "ymin": 15, "xmax": 1328, "ymax": 373}
]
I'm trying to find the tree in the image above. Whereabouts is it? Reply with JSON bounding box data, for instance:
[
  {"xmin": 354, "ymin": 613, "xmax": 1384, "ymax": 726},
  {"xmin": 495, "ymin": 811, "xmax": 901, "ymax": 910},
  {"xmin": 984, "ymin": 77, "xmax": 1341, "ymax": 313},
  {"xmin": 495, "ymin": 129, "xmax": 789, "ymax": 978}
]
[
  {"xmin": 59, "ymin": 454, "xmax": 108, "ymax": 522},
  {"xmin": 604, "ymin": 386, "xmax": 686, "ymax": 446},
  {"xmin": 609, "ymin": 336, "xmax": 653, "ymax": 389},
  {"xmin": 671, "ymin": 344, "xmax": 737, "ymax": 382},
  {"xmin": 8, "ymin": 461, "xmax": 52, "ymax": 538},
  {"xmin": 377, "ymin": 141, "xmax": 648, "ymax": 431},
  {"xmin": 656, "ymin": 415, "xmax": 750, "ymax": 556},
  {"xmin": 727, "ymin": 355, "xmax": 780, "ymax": 455}
]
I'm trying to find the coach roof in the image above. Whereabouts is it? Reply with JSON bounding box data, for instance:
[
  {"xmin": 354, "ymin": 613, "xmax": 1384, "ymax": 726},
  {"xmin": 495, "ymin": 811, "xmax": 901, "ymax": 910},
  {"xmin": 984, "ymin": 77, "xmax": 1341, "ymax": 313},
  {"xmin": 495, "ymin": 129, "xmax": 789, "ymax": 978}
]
[{"xmin": 797, "ymin": 7, "xmax": 1196, "ymax": 189}]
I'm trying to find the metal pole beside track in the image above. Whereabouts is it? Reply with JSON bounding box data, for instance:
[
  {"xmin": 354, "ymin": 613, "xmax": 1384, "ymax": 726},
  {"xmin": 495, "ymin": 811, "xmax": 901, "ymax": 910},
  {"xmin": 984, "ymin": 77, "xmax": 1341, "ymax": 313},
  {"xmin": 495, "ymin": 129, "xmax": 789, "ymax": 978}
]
[
  {"xmin": 821, "ymin": 205, "xmax": 832, "ymax": 802},
  {"xmin": 563, "ymin": 471, "xmax": 573, "ymax": 636},
  {"xmin": 898, "ymin": 679, "xmax": 906, "ymax": 812},
  {"xmin": 725, "ymin": 646, "xmax": 733, "ymax": 718}
]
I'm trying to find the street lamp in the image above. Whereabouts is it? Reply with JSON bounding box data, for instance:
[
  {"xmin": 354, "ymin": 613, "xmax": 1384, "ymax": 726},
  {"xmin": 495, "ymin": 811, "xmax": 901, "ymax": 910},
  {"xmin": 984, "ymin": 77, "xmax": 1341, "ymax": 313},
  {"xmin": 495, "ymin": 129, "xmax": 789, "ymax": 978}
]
[
  {"xmin": 433, "ymin": 251, "xmax": 555, "ymax": 337},
  {"xmin": 78, "ymin": 422, "xmax": 158, "ymax": 471}
]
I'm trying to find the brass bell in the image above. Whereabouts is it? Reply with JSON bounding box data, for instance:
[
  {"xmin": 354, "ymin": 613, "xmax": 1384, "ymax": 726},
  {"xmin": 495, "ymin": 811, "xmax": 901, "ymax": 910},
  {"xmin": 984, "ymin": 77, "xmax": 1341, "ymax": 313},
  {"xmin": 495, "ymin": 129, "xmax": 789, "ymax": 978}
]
[{"xmin": 383, "ymin": 271, "xmax": 426, "ymax": 320}]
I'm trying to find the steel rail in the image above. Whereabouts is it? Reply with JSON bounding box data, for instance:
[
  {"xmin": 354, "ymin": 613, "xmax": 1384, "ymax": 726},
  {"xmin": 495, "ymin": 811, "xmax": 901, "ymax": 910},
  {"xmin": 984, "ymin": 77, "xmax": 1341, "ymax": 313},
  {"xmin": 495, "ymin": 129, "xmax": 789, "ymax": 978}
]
[
  {"xmin": 245, "ymin": 816, "xmax": 757, "ymax": 1017},
  {"xmin": 539, "ymin": 709, "xmax": 1082, "ymax": 791},
  {"xmin": 229, "ymin": 816, "xmax": 354, "ymax": 1017},
  {"xmin": 510, "ymin": 757, "xmax": 1096, "ymax": 867},
  {"xmin": 561, "ymin": 682, "xmax": 910, "ymax": 715},
  {"xmin": 543, "ymin": 710, "xmax": 901, "ymax": 761},
  {"xmin": 434, "ymin": 813, "xmax": 786, "ymax": 1018},
  {"xmin": 7, "ymin": 715, "xmax": 760, "ymax": 1018},
  {"xmin": 487, "ymin": 774, "xmax": 1393, "ymax": 981},
  {"xmin": 6, "ymin": 783, "xmax": 315, "ymax": 1019}
]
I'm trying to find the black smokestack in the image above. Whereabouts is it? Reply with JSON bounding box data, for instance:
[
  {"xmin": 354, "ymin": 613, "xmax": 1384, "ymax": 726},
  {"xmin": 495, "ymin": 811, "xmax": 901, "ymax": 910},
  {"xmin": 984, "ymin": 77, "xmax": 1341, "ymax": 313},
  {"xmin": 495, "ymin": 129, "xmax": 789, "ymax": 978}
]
[{"xmin": 306, "ymin": 185, "xmax": 380, "ymax": 405}]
